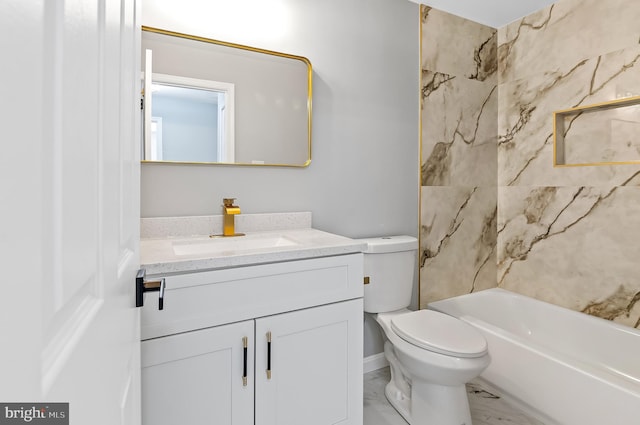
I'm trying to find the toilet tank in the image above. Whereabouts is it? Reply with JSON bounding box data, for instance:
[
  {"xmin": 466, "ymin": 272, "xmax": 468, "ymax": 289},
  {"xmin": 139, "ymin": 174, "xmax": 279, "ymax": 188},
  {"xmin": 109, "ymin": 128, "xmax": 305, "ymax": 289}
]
[{"xmin": 358, "ymin": 236, "xmax": 418, "ymax": 313}]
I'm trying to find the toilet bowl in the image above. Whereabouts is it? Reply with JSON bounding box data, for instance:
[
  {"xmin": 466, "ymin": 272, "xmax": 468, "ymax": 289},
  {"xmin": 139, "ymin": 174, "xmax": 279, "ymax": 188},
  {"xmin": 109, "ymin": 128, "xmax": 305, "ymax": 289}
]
[
  {"xmin": 359, "ymin": 236, "xmax": 490, "ymax": 425},
  {"xmin": 376, "ymin": 309, "xmax": 490, "ymax": 425}
]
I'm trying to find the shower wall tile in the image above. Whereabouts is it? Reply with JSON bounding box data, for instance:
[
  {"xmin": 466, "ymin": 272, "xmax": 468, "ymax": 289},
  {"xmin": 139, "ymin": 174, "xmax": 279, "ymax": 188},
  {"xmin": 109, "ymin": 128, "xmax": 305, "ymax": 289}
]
[
  {"xmin": 498, "ymin": 44, "xmax": 640, "ymax": 187},
  {"xmin": 422, "ymin": 70, "xmax": 497, "ymax": 187},
  {"xmin": 498, "ymin": 0, "xmax": 640, "ymax": 85},
  {"xmin": 497, "ymin": 185, "xmax": 640, "ymax": 328},
  {"xmin": 421, "ymin": 6, "xmax": 497, "ymax": 82},
  {"xmin": 420, "ymin": 186, "xmax": 497, "ymax": 306},
  {"xmin": 496, "ymin": 0, "xmax": 640, "ymax": 329},
  {"xmin": 421, "ymin": 0, "xmax": 640, "ymax": 329},
  {"xmin": 420, "ymin": 6, "xmax": 498, "ymax": 306},
  {"xmin": 421, "ymin": 6, "xmax": 498, "ymax": 189}
]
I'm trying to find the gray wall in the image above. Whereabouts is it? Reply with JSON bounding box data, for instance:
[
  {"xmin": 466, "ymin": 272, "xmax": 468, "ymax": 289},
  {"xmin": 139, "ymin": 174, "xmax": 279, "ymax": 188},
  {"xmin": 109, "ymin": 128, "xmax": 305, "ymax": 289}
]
[{"xmin": 141, "ymin": 0, "xmax": 420, "ymax": 357}]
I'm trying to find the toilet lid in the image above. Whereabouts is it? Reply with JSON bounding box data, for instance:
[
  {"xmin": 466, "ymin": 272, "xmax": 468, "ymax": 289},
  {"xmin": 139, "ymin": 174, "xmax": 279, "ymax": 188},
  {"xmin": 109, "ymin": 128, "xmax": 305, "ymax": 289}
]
[{"xmin": 390, "ymin": 310, "xmax": 487, "ymax": 358}]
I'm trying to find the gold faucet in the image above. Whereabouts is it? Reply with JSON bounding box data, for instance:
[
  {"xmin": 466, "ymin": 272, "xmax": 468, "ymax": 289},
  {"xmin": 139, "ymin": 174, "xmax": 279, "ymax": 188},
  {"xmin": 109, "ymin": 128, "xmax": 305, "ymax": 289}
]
[{"xmin": 221, "ymin": 198, "xmax": 244, "ymax": 237}]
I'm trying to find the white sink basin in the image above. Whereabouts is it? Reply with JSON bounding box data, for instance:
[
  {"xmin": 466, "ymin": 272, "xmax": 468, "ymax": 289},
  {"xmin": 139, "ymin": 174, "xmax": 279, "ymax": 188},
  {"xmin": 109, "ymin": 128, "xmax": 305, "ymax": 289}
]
[{"xmin": 172, "ymin": 234, "xmax": 299, "ymax": 257}]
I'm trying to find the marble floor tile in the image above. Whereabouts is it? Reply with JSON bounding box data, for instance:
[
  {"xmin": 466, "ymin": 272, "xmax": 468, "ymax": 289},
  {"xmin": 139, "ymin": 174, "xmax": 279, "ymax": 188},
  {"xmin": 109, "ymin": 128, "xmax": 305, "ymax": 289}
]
[{"xmin": 364, "ymin": 367, "xmax": 546, "ymax": 425}]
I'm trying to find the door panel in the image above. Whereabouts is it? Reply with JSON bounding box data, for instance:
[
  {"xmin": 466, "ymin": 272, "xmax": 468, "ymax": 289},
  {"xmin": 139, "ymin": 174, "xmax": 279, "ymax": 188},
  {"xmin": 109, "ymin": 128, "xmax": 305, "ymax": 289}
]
[
  {"xmin": 41, "ymin": 0, "xmax": 102, "ymax": 390},
  {"xmin": 0, "ymin": 1, "xmax": 142, "ymax": 423}
]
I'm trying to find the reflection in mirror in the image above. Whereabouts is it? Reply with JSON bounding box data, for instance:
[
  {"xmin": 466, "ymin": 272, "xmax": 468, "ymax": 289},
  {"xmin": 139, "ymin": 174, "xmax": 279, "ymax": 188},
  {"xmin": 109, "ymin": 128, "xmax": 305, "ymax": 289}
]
[
  {"xmin": 141, "ymin": 26, "xmax": 312, "ymax": 167},
  {"xmin": 147, "ymin": 74, "xmax": 235, "ymax": 163}
]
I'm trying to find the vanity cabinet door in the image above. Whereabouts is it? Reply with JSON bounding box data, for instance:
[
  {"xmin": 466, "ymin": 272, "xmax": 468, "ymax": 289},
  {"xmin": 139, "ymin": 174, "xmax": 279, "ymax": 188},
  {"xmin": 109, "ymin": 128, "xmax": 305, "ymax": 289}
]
[
  {"xmin": 255, "ymin": 299, "xmax": 363, "ymax": 425},
  {"xmin": 141, "ymin": 320, "xmax": 254, "ymax": 425}
]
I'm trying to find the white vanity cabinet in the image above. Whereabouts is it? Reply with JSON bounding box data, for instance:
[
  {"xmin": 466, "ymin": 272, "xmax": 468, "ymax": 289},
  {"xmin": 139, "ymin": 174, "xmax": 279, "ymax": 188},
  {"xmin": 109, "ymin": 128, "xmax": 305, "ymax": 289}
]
[{"xmin": 140, "ymin": 253, "xmax": 364, "ymax": 425}]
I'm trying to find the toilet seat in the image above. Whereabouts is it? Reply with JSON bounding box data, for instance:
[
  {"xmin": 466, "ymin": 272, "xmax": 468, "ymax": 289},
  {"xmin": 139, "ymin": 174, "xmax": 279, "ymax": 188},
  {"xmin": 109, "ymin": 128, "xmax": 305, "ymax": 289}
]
[{"xmin": 390, "ymin": 310, "xmax": 487, "ymax": 358}]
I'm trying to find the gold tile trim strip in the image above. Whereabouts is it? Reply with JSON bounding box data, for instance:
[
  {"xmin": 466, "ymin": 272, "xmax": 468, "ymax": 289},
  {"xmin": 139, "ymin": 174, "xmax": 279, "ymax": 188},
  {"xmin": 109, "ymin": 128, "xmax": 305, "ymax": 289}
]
[
  {"xmin": 418, "ymin": 6, "xmax": 424, "ymax": 309},
  {"xmin": 553, "ymin": 95, "xmax": 640, "ymax": 167}
]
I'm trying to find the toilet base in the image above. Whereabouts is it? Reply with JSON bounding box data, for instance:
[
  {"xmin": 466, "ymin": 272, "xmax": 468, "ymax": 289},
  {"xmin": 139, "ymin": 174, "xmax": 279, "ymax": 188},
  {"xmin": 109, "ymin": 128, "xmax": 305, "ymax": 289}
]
[
  {"xmin": 384, "ymin": 380, "xmax": 411, "ymax": 423},
  {"xmin": 385, "ymin": 379, "xmax": 473, "ymax": 425},
  {"xmin": 376, "ymin": 315, "xmax": 485, "ymax": 425}
]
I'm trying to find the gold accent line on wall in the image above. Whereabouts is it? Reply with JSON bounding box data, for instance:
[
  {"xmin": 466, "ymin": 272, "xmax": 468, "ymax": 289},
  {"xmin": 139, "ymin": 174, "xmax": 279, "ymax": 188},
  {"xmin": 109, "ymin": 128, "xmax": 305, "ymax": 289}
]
[{"xmin": 417, "ymin": 6, "xmax": 424, "ymax": 310}]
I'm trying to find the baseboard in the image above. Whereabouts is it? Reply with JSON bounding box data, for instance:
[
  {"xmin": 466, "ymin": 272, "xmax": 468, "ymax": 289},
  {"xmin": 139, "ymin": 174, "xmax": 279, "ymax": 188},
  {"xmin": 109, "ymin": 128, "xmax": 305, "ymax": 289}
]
[{"xmin": 363, "ymin": 353, "xmax": 389, "ymax": 374}]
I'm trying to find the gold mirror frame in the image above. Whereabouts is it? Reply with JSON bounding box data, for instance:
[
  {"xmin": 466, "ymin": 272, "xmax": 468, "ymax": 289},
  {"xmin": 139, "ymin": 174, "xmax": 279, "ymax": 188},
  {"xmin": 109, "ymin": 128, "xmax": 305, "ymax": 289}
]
[{"xmin": 141, "ymin": 26, "xmax": 313, "ymax": 167}]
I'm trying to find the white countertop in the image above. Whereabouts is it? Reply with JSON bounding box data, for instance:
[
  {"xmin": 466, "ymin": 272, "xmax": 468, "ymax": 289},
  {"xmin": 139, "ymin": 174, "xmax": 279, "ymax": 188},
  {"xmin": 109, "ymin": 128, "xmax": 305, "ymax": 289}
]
[{"xmin": 141, "ymin": 227, "xmax": 366, "ymax": 275}]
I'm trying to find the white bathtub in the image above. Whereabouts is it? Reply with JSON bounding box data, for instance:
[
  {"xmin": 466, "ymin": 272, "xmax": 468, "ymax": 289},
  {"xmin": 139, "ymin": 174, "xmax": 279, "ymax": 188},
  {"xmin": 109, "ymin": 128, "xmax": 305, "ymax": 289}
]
[{"xmin": 429, "ymin": 288, "xmax": 640, "ymax": 425}]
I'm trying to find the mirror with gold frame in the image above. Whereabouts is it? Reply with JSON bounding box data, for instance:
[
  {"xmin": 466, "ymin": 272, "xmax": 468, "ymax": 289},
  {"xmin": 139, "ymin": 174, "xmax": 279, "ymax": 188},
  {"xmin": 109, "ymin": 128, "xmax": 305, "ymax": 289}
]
[{"xmin": 141, "ymin": 26, "xmax": 312, "ymax": 167}]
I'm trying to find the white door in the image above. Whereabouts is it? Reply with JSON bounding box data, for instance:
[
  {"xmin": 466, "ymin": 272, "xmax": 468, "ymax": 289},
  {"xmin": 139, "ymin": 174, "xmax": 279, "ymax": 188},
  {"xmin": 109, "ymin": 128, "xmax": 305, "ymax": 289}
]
[
  {"xmin": 255, "ymin": 300, "xmax": 364, "ymax": 425},
  {"xmin": 141, "ymin": 321, "xmax": 255, "ymax": 425},
  {"xmin": 0, "ymin": 1, "xmax": 142, "ymax": 424}
]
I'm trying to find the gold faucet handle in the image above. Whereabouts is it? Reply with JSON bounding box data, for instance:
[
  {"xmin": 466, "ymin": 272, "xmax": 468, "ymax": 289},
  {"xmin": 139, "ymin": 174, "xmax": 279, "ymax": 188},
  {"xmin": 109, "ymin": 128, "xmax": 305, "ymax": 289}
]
[{"xmin": 223, "ymin": 198, "xmax": 236, "ymax": 207}]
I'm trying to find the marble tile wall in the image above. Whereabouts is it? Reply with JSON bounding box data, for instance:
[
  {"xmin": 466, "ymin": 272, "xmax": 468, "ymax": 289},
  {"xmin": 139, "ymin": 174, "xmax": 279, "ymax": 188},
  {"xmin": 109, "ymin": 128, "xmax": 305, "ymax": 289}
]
[
  {"xmin": 420, "ymin": 5, "xmax": 498, "ymax": 305},
  {"xmin": 497, "ymin": 0, "xmax": 640, "ymax": 328},
  {"xmin": 420, "ymin": 0, "xmax": 640, "ymax": 329}
]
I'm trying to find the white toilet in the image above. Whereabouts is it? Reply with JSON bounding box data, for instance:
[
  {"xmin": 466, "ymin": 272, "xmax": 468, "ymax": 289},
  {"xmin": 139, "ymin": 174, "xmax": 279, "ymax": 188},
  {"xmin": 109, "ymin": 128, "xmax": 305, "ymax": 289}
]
[{"xmin": 360, "ymin": 236, "xmax": 490, "ymax": 425}]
